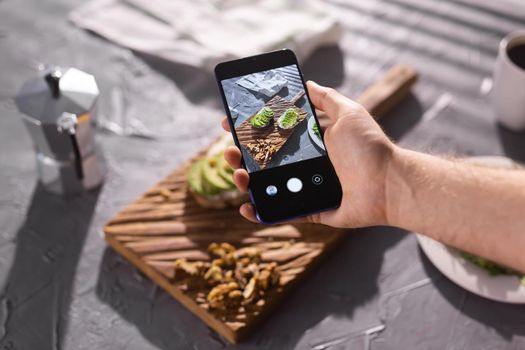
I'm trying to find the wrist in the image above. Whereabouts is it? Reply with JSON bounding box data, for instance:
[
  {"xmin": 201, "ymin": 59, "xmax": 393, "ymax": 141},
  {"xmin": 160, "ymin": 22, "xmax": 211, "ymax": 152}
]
[{"xmin": 383, "ymin": 146, "xmax": 411, "ymax": 228}]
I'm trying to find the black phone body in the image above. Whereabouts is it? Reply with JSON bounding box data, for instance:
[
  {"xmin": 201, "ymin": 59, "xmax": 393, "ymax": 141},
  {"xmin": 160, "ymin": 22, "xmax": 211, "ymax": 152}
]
[{"xmin": 215, "ymin": 49, "xmax": 342, "ymax": 223}]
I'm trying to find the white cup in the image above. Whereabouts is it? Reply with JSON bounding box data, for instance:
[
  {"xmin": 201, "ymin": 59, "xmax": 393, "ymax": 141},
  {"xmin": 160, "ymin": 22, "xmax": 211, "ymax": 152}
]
[{"xmin": 493, "ymin": 30, "xmax": 525, "ymax": 131}]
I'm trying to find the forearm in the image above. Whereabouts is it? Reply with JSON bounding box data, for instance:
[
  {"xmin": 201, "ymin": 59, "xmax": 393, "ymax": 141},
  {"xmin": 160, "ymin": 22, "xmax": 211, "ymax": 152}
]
[{"xmin": 386, "ymin": 147, "xmax": 525, "ymax": 272}]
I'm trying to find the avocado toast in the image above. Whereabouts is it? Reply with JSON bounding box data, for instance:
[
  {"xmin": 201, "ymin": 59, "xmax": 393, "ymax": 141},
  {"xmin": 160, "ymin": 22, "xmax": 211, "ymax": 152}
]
[
  {"xmin": 277, "ymin": 108, "xmax": 299, "ymax": 130},
  {"xmin": 187, "ymin": 137, "xmax": 247, "ymax": 209},
  {"xmin": 249, "ymin": 106, "xmax": 274, "ymax": 128}
]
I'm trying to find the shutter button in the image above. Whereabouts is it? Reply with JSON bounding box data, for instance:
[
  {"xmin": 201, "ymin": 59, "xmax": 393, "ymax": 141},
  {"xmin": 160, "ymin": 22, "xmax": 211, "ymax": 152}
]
[{"xmin": 286, "ymin": 178, "xmax": 303, "ymax": 193}]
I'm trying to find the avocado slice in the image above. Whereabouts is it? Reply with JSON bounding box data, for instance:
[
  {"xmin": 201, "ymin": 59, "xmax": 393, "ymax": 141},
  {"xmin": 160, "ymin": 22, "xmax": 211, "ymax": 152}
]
[
  {"xmin": 202, "ymin": 156, "xmax": 232, "ymax": 194},
  {"xmin": 217, "ymin": 153, "xmax": 235, "ymax": 186},
  {"xmin": 187, "ymin": 159, "xmax": 205, "ymax": 194}
]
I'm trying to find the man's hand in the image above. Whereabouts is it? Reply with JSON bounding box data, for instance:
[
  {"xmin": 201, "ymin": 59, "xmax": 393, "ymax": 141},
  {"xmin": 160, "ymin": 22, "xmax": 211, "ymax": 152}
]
[
  {"xmin": 221, "ymin": 81, "xmax": 395, "ymax": 228},
  {"xmin": 221, "ymin": 80, "xmax": 525, "ymax": 272}
]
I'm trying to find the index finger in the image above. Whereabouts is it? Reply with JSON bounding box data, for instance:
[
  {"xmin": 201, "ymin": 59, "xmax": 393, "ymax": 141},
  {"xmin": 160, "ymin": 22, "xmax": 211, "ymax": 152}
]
[
  {"xmin": 221, "ymin": 117, "xmax": 231, "ymax": 132},
  {"xmin": 307, "ymin": 81, "xmax": 359, "ymax": 121}
]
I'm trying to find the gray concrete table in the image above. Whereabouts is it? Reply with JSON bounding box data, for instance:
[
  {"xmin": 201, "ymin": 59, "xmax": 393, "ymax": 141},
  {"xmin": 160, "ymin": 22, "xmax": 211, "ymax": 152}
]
[{"xmin": 1, "ymin": 0, "xmax": 525, "ymax": 349}]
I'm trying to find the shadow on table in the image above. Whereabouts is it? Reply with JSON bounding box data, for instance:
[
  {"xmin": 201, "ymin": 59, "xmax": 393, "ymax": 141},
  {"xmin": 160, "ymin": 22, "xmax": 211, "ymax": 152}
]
[
  {"xmin": 379, "ymin": 92, "xmax": 424, "ymax": 142},
  {"xmin": 419, "ymin": 248, "xmax": 525, "ymax": 340},
  {"xmin": 135, "ymin": 51, "xmax": 218, "ymax": 106},
  {"xmin": 95, "ymin": 226, "xmax": 405, "ymax": 349},
  {"xmin": 136, "ymin": 45, "xmax": 346, "ymax": 106},
  {"xmin": 0, "ymin": 183, "xmax": 100, "ymax": 350},
  {"xmin": 301, "ymin": 45, "xmax": 345, "ymax": 87},
  {"xmin": 497, "ymin": 124, "xmax": 525, "ymax": 163}
]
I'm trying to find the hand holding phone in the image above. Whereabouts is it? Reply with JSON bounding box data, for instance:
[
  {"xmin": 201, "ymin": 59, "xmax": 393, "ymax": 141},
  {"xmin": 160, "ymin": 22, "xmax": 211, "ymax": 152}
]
[
  {"xmin": 215, "ymin": 49, "xmax": 342, "ymax": 223},
  {"xmin": 217, "ymin": 49, "xmax": 396, "ymax": 227}
]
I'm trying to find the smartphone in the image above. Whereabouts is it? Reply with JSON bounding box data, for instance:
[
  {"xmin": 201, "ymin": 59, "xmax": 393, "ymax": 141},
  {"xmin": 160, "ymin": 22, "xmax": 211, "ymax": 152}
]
[{"xmin": 215, "ymin": 49, "xmax": 342, "ymax": 223}]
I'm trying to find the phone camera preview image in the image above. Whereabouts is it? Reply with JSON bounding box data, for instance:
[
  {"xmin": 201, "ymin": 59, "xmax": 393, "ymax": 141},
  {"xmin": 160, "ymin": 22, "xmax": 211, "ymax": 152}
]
[{"xmin": 221, "ymin": 64, "xmax": 326, "ymax": 173}]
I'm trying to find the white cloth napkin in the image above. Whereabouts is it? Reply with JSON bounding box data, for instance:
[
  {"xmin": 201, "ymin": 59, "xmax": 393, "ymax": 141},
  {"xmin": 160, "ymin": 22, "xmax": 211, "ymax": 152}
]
[
  {"xmin": 69, "ymin": 0, "xmax": 342, "ymax": 71},
  {"xmin": 236, "ymin": 71, "xmax": 288, "ymax": 97}
]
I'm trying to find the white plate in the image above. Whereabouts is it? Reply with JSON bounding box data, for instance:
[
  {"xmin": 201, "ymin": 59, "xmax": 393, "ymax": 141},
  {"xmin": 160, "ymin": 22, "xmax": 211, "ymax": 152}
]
[
  {"xmin": 307, "ymin": 117, "xmax": 325, "ymax": 151},
  {"xmin": 416, "ymin": 156, "xmax": 525, "ymax": 304}
]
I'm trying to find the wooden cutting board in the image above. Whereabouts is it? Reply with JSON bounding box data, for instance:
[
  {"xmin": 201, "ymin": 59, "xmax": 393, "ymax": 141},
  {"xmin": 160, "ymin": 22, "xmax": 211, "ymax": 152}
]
[
  {"xmin": 235, "ymin": 90, "xmax": 307, "ymax": 169},
  {"xmin": 103, "ymin": 64, "xmax": 418, "ymax": 344},
  {"xmin": 105, "ymin": 164, "xmax": 344, "ymax": 343}
]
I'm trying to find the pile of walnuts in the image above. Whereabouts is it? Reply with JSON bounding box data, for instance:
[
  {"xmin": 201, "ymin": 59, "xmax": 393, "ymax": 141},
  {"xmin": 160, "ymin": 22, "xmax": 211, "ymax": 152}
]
[
  {"xmin": 246, "ymin": 139, "xmax": 278, "ymax": 164},
  {"xmin": 174, "ymin": 243, "xmax": 280, "ymax": 309}
]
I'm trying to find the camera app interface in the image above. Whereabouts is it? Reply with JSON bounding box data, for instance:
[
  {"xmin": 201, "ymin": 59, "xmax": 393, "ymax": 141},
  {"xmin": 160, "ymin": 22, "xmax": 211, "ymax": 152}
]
[{"xmin": 221, "ymin": 64, "xmax": 326, "ymax": 173}]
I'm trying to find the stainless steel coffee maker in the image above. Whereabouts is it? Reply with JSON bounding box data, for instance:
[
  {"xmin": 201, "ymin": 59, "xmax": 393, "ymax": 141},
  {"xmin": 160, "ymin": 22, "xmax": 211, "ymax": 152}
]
[{"xmin": 15, "ymin": 66, "xmax": 105, "ymax": 195}]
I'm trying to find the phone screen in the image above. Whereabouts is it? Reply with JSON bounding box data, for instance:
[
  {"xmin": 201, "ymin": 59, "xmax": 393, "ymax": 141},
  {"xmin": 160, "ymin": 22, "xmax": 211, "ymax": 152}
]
[
  {"xmin": 215, "ymin": 49, "xmax": 342, "ymax": 223},
  {"xmin": 220, "ymin": 63, "xmax": 326, "ymax": 173}
]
